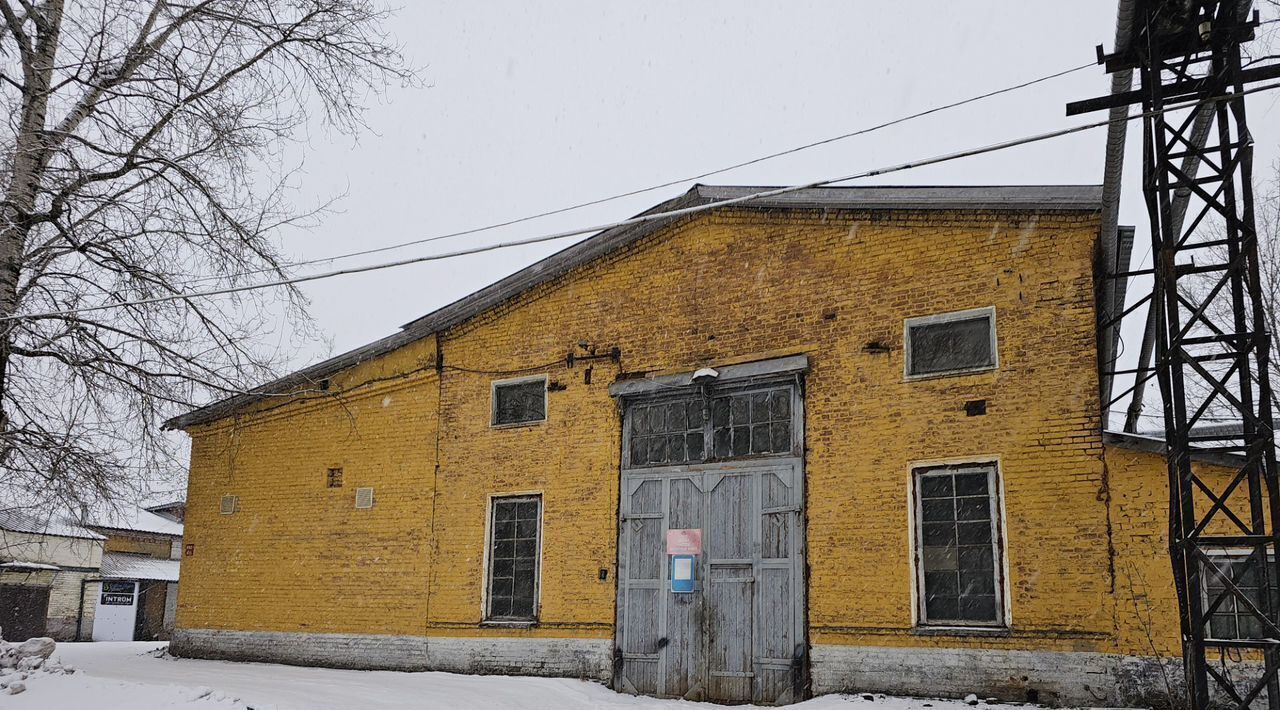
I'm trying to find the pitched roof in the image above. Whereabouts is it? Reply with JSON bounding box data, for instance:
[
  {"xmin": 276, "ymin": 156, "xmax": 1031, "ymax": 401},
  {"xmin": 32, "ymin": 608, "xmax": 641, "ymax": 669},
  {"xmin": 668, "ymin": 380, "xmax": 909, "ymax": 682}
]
[
  {"xmin": 0, "ymin": 508, "xmax": 105, "ymax": 541},
  {"xmin": 165, "ymin": 184, "xmax": 1103, "ymax": 430},
  {"xmin": 100, "ymin": 552, "xmax": 181, "ymax": 582},
  {"xmin": 86, "ymin": 505, "xmax": 184, "ymax": 538}
]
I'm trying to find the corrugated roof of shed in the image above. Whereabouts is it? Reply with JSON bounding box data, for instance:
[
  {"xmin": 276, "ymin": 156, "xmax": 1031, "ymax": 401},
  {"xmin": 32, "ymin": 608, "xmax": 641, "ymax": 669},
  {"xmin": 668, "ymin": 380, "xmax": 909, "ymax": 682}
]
[
  {"xmin": 100, "ymin": 552, "xmax": 181, "ymax": 582},
  {"xmin": 0, "ymin": 508, "xmax": 106, "ymax": 540}
]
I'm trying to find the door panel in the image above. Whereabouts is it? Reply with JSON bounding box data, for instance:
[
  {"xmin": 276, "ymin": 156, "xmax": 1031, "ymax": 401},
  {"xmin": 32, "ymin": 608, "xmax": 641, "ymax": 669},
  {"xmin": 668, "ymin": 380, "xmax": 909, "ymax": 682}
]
[
  {"xmin": 707, "ymin": 563, "xmax": 754, "ymax": 702},
  {"xmin": 616, "ymin": 460, "xmax": 805, "ymax": 705},
  {"xmin": 0, "ymin": 584, "xmax": 49, "ymax": 641}
]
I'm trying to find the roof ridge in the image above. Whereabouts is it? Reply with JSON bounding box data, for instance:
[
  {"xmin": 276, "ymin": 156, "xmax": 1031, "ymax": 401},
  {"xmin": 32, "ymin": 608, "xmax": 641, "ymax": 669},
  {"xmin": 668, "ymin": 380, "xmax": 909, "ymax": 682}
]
[{"xmin": 166, "ymin": 184, "xmax": 1103, "ymax": 430}]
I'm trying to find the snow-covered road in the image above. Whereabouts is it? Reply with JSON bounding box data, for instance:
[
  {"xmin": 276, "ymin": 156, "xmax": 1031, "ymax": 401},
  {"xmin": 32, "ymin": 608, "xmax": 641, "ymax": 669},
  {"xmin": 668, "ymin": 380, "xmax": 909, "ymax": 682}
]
[{"xmin": 8, "ymin": 642, "xmax": 1078, "ymax": 710}]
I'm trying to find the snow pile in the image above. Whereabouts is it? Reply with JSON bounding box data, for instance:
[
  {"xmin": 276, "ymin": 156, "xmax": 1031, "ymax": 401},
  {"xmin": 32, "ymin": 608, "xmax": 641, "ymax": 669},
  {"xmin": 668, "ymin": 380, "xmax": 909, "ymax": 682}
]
[
  {"xmin": 9, "ymin": 672, "xmax": 250, "ymax": 709},
  {"xmin": 2, "ymin": 641, "xmax": 245, "ymax": 708},
  {"xmin": 1, "ymin": 653, "xmax": 76, "ymax": 696},
  {"xmin": 0, "ymin": 635, "xmax": 62, "ymax": 695}
]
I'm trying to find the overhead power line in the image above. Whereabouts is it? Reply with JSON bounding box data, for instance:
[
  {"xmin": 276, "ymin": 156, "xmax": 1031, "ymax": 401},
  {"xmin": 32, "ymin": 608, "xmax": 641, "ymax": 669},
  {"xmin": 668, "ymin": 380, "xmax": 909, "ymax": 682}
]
[
  {"xmin": 10, "ymin": 79, "xmax": 1280, "ymax": 324},
  {"xmin": 172, "ymin": 61, "xmax": 1096, "ymax": 287}
]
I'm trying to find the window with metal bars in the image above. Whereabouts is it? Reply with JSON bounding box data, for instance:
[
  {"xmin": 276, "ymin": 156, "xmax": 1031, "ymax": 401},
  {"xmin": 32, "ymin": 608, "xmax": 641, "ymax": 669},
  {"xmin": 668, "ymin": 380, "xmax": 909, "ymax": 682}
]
[
  {"xmin": 486, "ymin": 495, "xmax": 541, "ymax": 622},
  {"xmin": 914, "ymin": 464, "xmax": 1004, "ymax": 626},
  {"xmin": 624, "ymin": 385, "xmax": 794, "ymax": 467},
  {"xmin": 629, "ymin": 398, "xmax": 704, "ymax": 466},
  {"xmin": 711, "ymin": 388, "xmax": 791, "ymax": 458},
  {"xmin": 1203, "ymin": 553, "xmax": 1280, "ymax": 640}
]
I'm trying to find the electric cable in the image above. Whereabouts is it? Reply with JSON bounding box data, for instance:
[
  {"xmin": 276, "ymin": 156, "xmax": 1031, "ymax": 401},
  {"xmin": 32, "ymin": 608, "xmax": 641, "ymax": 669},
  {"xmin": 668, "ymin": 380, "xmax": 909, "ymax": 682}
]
[
  {"xmin": 161, "ymin": 61, "xmax": 1097, "ymax": 287},
  {"xmin": 9, "ymin": 79, "xmax": 1280, "ymax": 324}
]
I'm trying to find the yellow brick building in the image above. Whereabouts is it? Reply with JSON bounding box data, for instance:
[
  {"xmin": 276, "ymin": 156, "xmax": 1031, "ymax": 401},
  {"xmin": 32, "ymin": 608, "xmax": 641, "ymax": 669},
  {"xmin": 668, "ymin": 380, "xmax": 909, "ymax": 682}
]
[{"xmin": 167, "ymin": 185, "xmax": 1222, "ymax": 706}]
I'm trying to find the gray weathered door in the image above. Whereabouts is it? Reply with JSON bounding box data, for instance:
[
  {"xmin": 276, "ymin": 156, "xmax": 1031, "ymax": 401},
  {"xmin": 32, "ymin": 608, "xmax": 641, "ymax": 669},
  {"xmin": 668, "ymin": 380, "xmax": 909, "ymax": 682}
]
[{"xmin": 615, "ymin": 459, "xmax": 806, "ymax": 704}]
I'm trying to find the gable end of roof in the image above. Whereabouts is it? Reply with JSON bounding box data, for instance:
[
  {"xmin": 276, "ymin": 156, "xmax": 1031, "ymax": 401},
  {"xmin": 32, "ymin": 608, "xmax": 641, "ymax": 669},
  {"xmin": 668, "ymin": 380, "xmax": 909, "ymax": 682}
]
[{"xmin": 166, "ymin": 184, "xmax": 1102, "ymax": 430}]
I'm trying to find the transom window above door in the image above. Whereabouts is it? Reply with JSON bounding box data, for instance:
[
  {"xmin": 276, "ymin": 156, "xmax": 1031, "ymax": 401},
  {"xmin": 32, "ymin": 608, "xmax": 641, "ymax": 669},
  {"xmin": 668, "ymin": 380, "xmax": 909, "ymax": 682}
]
[{"xmin": 625, "ymin": 384, "xmax": 798, "ymax": 468}]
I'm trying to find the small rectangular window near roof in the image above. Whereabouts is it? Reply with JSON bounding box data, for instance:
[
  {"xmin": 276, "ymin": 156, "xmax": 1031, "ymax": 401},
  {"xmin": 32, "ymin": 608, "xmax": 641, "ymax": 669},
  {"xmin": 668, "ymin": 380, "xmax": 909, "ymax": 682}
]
[
  {"xmin": 905, "ymin": 307, "xmax": 997, "ymax": 378},
  {"xmin": 492, "ymin": 377, "xmax": 546, "ymax": 426}
]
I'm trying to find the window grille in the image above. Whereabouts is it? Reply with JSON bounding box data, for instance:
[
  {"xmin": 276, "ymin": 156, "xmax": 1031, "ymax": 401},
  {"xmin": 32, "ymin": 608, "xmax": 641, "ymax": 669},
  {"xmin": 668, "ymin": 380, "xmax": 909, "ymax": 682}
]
[
  {"xmin": 914, "ymin": 464, "xmax": 1004, "ymax": 626},
  {"xmin": 711, "ymin": 388, "xmax": 791, "ymax": 458},
  {"xmin": 487, "ymin": 495, "xmax": 541, "ymax": 621},
  {"xmin": 355, "ymin": 487, "xmax": 375, "ymax": 509},
  {"xmin": 629, "ymin": 398, "xmax": 704, "ymax": 466},
  {"xmin": 1204, "ymin": 553, "xmax": 1280, "ymax": 640},
  {"xmin": 625, "ymin": 385, "xmax": 796, "ymax": 468}
]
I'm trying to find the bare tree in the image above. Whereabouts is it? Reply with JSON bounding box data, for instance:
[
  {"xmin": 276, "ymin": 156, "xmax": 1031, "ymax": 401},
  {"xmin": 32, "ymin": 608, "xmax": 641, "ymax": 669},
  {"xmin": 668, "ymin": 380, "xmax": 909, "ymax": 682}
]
[
  {"xmin": 0, "ymin": 1, "xmax": 411, "ymax": 510},
  {"xmin": 1171, "ymin": 164, "xmax": 1280, "ymax": 437}
]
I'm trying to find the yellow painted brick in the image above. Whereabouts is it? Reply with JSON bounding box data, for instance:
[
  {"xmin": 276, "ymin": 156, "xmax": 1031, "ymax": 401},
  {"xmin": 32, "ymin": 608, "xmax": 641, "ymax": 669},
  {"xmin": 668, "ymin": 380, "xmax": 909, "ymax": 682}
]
[{"xmin": 175, "ymin": 206, "xmax": 1188, "ymax": 658}]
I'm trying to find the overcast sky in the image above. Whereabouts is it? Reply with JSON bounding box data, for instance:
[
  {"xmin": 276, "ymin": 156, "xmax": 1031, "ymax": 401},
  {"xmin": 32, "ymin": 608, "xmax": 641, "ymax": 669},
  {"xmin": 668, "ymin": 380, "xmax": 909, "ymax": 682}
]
[{"xmin": 256, "ymin": 1, "xmax": 1280, "ymax": 420}]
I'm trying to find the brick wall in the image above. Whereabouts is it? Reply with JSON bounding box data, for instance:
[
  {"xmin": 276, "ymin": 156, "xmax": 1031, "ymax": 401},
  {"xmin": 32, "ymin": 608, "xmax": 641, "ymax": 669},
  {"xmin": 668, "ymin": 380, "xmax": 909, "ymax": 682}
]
[
  {"xmin": 103, "ymin": 531, "xmax": 176, "ymax": 559},
  {"xmin": 178, "ymin": 205, "xmax": 1174, "ymax": 672}
]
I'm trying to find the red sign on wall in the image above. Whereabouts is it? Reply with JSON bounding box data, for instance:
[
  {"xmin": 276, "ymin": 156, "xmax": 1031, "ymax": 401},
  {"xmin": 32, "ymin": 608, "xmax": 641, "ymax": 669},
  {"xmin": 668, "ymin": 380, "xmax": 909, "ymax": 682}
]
[{"xmin": 666, "ymin": 528, "xmax": 702, "ymax": 555}]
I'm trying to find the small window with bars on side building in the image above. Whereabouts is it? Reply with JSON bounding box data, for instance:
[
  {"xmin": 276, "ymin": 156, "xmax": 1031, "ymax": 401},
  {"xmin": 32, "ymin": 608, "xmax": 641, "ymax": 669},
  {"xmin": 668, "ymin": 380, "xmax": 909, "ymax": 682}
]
[
  {"xmin": 326, "ymin": 467, "xmax": 344, "ymax": 488},
  {"xmin": 491, "ymin": 376, "xmax": 547, "ymax": 427},
  {"xmin": 486, "ymin": 495, "xmax": 541, "ymax": 622},
  {"xmin": 219, "ymin": 494, "xmax": 238, "ymax": 515},
  {"xmin": 914, "ymin": 463, "xmax": 1005, "ymax": 627},
  {"xmin": 904, "ymin": 306, "xmax": 997, "ymax": 379},
  {"xmin": 1203, "ymin": 552, "xmax": 1280, "ymax": 640}
]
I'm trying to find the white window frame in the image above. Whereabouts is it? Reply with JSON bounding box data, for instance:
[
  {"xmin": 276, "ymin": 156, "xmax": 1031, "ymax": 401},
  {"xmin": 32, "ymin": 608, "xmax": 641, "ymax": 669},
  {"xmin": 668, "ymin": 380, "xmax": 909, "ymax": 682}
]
[
  {"xmin": 903, "ymin": 306, "xmax": 999, "ymax": 381},
  {"xmin": 1201, "ymin": 549, "xmax": 1277, "ymax": 641},
  {"xmin": 481, "ymin": 492, "xmax": 543, "ymax": 624},
  {"xmin": 490, "ymin": 375, "xmax": 548, "ymax": 428},
  {"xmin": 911, "ymin": 462, "xmax": 1007, "ymax": 628}
]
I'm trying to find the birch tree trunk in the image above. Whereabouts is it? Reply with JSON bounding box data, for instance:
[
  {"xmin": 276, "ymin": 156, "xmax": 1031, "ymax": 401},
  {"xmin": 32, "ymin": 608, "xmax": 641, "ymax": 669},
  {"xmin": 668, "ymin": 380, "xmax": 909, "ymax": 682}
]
[{"xmin": 0, "ymin": 1, "xmax": 411, "ymax": 509}]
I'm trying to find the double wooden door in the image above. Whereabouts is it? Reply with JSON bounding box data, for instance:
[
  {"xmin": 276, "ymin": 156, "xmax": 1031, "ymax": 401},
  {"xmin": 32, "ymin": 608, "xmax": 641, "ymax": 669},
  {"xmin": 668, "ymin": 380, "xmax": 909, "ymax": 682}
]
[{"xmin": 615, "ymin": 459, "xmax": 806, "ymax": 705}]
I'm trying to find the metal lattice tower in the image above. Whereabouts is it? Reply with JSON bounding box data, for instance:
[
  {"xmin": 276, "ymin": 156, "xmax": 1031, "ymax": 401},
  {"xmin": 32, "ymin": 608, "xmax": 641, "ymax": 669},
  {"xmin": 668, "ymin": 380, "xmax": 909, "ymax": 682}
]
[{"xmin": 1070, "ymin": 2, "xmax": 1280, "ymax": 708}]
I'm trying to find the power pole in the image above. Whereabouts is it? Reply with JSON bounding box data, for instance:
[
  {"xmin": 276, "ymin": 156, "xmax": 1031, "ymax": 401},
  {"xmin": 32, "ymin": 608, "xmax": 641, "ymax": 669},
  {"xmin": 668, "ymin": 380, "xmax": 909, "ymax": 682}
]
[{"xmin": 1070, "ymin": 2, "xmax": 1280, "ymax": 708}]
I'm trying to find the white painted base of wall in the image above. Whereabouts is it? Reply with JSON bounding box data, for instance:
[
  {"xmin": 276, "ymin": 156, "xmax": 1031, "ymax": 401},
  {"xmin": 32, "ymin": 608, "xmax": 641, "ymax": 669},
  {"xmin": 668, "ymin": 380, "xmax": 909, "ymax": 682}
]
[
  {"xmin": 170, "ymin": 629, "xmax": 613, "ymax": 681},
  {"xmin": 172, "ymin": 630, "xmax": 1225, "ymax": 707},
  {"xmin": 811, "ymin": 644, "xmax": 1189, "ymax": 708}
]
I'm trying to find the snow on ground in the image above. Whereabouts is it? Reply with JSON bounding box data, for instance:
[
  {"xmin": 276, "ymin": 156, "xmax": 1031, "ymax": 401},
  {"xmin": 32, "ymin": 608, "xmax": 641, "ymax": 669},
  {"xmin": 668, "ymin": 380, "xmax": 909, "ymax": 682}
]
[{"xmin": 9, "ymin": 641, "xmax": 1089, "ymax": 710}]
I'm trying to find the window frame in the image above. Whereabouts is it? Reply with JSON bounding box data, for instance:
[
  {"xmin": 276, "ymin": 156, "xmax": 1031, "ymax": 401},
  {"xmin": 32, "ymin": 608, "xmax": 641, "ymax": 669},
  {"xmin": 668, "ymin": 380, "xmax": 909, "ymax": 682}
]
[
  {"xmin": 490, "ymin": 375, "xmax": 548, "ymax": 428},
  {"xmin": 911, "ymin": 462, "xmax": 1007, "ymax": 629},
  {"xmin": 1201, "ymin": 549, "xmax": 1279, "ymax": 641},
  {"xmin": 903, "ymin": 306, "xmax": 999, "ymax": 381},
  {"xmin": 620, "ymin": 378, "xmax": 802, "ymax": 470},
  {"xmin": 482, "ymin": 493, "xmax": 543, "ymax": 624}
]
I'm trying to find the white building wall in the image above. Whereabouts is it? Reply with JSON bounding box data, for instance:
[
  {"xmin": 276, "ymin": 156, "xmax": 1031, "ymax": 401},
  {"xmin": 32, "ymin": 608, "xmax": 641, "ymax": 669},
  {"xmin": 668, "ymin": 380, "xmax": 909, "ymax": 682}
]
[
  {"xmin": 163, "ymin": 582, "xmax": 179, "ymax": 637},
  {"xmin": 0, "ymin": 528, "xmax": 102, "ymax": 569}
]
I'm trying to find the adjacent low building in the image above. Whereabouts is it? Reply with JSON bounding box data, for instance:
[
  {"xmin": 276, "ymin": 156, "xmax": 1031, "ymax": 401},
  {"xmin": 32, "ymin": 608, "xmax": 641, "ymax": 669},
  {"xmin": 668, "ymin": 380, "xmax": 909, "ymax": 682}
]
[
  {"xmin": 0, "ymin": 509, "xmax": 104, "ymax": 641},
  {"xmin": 166, "ymin": 185, "xmax": 1234, "ymax": 706},
  {"xmin": 0, "ymin": 503, "xmax": 184, "ymax": 642}
]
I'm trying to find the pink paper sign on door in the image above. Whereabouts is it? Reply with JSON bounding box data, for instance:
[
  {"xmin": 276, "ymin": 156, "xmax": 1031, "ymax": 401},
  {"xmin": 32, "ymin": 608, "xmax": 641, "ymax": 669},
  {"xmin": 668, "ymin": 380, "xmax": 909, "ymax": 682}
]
[{"xmin": 666, "ymin": 528, "xmax": 702, "ymax": 555}]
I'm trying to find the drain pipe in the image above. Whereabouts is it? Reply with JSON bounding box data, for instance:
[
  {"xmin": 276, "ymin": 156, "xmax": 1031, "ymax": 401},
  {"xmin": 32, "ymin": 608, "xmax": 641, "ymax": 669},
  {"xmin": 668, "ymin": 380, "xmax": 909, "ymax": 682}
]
[
  {"xmin": 1097, "ymin": 0, "xmax": 1136, "ymax": 424},
  {"xmin": 1118, "ymin": 0, "xmax": 1248, "ymax": 433},
  {"xmin": 1122, "ymin": 106, "xmax": 1216, "ymax": 432}
]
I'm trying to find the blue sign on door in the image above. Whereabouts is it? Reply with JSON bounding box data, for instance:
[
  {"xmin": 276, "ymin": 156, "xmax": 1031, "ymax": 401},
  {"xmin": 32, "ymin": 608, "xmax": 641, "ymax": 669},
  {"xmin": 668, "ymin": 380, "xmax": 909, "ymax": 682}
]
[{"xmin": 670, "ymin": 554, "xmax": 696, "ymax": 593}]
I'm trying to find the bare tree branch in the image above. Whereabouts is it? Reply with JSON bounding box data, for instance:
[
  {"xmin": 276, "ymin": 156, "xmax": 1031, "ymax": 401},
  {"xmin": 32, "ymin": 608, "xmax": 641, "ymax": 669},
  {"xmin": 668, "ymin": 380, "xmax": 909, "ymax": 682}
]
[{"xmin": 0, "ymin": 0, "xmax": 415, "ymax": 509}]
